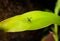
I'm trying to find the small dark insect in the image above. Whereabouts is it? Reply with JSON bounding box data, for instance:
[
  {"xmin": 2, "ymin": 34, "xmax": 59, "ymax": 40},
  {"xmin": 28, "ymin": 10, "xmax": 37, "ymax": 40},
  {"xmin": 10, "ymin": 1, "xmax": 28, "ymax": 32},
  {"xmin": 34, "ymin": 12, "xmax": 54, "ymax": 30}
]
[{"xmin": 27, "ymin": 18, "xmax": 31, "ymax": 22}]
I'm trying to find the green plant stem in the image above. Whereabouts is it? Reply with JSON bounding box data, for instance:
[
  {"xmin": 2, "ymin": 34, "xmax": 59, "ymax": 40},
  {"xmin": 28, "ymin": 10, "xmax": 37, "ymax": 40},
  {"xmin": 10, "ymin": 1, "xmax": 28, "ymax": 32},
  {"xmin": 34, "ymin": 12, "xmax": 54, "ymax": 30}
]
[
  {"xmin": 54, "ymin": 0, "xmax": 60, "ymax": 41},
  {"xmin": 54, "ymin": 0, "xmax": 60, "ymax": 15},
  {"xmin": 53, "ymin": 24, "xmax": 58, "ymax": 41}
]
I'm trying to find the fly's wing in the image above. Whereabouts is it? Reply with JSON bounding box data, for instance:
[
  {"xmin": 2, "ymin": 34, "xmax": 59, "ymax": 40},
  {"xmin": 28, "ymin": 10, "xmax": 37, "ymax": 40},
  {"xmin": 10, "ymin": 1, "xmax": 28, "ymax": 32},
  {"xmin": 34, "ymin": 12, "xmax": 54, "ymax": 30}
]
[{"xmin": 0, "ymin": 10, "xmax": 57, "ymax": 32}]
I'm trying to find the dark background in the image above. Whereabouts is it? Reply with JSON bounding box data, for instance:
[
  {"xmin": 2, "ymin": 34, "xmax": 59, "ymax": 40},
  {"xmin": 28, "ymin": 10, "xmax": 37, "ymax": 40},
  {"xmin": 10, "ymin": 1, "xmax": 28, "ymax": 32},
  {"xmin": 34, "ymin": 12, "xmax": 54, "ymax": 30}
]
[{"xmin": 0, "ymin": 0, "xmax": 59, "ymax": 41}]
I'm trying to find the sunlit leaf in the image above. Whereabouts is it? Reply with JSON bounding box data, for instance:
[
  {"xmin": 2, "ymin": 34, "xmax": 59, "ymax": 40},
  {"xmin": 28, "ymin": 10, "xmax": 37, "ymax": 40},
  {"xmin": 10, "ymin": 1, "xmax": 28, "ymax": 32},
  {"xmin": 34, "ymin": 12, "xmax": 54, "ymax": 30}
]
[{"xmin": 0, "ymin": 10, "xmax": 58, "ymax": 32}]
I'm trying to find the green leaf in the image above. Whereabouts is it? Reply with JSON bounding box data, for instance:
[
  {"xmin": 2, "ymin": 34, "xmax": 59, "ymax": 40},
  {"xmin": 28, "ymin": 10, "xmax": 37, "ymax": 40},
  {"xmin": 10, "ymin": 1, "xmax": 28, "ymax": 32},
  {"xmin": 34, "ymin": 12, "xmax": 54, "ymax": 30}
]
[{"xmin": 0, "ymin": 10, "xmax": 58, "ymax": 32}]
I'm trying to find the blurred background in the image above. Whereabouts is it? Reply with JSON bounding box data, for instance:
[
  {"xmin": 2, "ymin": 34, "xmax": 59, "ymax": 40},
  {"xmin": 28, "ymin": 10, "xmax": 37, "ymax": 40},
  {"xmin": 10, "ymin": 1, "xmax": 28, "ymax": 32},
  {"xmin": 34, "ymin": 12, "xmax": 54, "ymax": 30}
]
[{"xmin": 0, "ymin": 0, "xmax": 59, "ymax": 41}]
